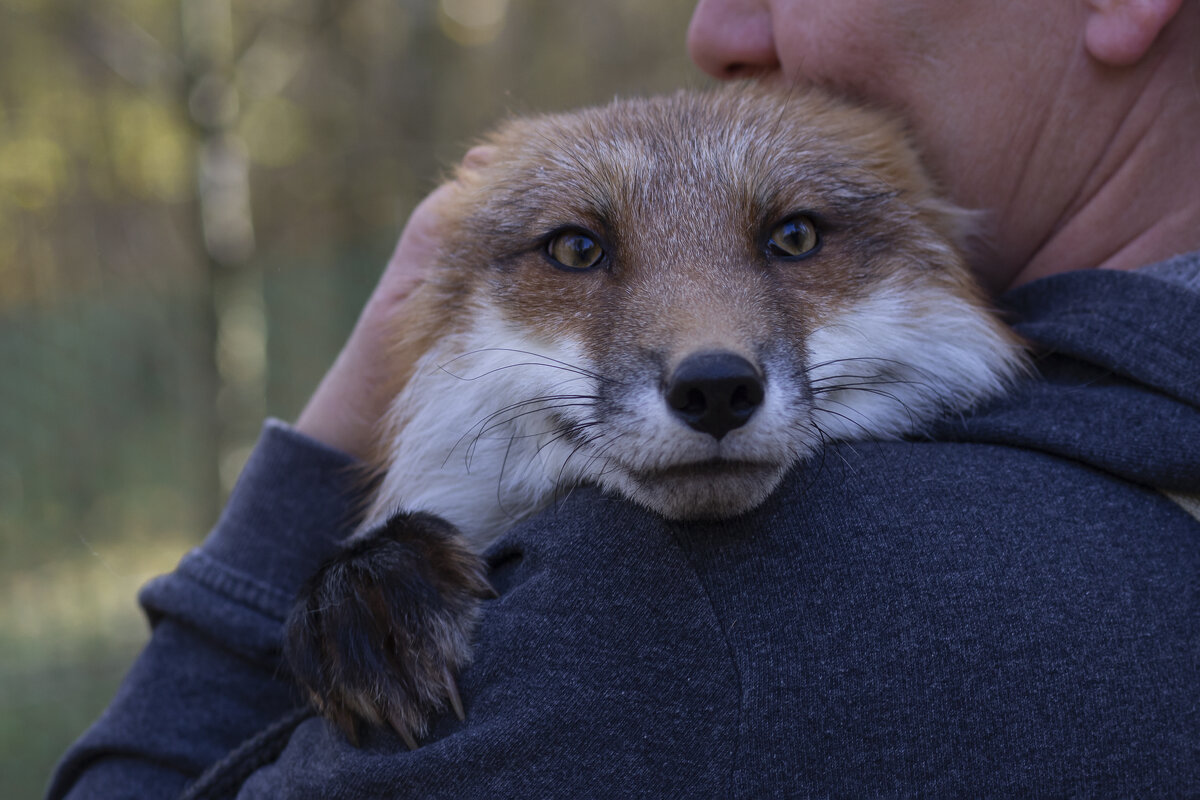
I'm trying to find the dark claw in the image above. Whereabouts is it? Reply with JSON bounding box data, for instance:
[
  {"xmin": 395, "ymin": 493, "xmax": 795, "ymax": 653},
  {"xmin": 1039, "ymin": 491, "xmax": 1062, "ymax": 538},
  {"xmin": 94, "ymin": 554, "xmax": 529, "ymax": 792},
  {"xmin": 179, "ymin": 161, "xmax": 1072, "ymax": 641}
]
[
  {"xmin": 444, "ymin": 668, "xmax": 466, "ymax": 722},
  {"xmin": 284, "ymin": 511, "xmax": 491, "ymax": 747},
  {"xmin": 389, "ymin": 713, "xmax": 419, "ymax": 751}
]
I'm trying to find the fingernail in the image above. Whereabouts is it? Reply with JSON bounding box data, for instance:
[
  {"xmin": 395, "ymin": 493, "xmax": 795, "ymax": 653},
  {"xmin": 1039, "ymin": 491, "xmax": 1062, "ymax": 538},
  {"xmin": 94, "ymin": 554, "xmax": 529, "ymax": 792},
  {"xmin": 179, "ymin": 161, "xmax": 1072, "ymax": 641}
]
[{"xmin": 461, "ymin": 145, "xmax": 498, "ymax": 169}]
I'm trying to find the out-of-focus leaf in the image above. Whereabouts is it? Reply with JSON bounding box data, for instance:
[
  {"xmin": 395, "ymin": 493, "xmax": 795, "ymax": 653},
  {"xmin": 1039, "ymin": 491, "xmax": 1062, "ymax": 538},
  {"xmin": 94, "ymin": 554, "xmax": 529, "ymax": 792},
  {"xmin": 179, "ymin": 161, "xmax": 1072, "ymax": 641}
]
[
  {"xmin": 239, "ymin": 96, "xmax": 311, "ymax": 167},
  {"xmin": 0, "ymin": 137, "xmax": 69, "ymax": 209}
]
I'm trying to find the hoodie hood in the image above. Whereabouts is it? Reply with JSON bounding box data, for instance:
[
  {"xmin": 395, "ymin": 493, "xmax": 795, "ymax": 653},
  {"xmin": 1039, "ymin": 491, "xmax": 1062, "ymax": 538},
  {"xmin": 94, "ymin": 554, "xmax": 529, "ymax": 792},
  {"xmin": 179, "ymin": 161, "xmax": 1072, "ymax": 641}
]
[{"xmin": 935, "ymin": 254, "xmax": 1200, "ymax": 493}]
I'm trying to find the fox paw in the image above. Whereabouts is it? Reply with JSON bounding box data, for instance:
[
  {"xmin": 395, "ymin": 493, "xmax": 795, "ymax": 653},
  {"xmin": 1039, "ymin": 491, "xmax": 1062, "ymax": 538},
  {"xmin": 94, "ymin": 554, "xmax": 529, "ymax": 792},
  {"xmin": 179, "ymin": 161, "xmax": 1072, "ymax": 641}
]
[{"xmin": 284, "ymin": 511, "xmax": 493, "ymax": 748}]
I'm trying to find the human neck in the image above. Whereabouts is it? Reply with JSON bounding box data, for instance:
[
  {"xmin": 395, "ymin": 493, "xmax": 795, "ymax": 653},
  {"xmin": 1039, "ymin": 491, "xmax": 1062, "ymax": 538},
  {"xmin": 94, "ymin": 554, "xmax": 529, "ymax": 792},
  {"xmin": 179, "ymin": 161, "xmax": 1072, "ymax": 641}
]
[
  {"xmin": 1007, "ymin": 90, "xmax": 1200, "ymax": 289},
  {"xmin": 993, "ymin": 41, "xmax": 1200, "ymax": 292}
]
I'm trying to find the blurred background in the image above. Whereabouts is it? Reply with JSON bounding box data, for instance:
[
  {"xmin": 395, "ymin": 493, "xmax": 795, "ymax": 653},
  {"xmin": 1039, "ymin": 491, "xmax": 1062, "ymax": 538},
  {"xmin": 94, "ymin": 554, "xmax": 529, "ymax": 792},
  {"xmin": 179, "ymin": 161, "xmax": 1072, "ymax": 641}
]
[{"xmin": 0, "ymin": 0, "xmax": 700, "ymax": 793}]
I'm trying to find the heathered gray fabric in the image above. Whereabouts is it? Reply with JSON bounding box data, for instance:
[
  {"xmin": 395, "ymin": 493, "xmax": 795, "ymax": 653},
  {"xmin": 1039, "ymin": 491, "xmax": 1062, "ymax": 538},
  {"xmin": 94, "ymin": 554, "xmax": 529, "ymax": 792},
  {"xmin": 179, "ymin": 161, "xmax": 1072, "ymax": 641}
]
[{"xmin": 1139, "ymin": 249, "xmax": 1200, "ymax": 290}]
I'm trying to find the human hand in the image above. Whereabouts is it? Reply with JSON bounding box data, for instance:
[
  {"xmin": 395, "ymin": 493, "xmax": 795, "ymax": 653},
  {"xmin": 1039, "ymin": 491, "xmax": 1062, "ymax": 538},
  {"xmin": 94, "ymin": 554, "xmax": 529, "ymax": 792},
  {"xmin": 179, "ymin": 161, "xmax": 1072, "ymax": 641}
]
[{"xmin": 295, "ymin": 147, "xmax": 494, "ymax": 460}]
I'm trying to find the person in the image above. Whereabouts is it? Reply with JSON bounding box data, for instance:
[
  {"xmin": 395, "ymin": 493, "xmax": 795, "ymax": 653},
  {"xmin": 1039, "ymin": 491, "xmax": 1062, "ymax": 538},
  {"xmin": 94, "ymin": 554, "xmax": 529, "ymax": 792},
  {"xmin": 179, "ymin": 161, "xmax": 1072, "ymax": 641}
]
[{"xmin": 49, "ymin": 1, "xmax": 1200, "ymax": 796}]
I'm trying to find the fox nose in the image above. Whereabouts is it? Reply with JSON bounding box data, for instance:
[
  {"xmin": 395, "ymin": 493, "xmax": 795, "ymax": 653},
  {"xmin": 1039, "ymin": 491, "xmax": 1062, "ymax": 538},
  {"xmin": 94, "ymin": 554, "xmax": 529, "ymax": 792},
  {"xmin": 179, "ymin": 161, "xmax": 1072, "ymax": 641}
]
[{"xmin": 664, "ymin": 352, "xmax": 765, "ymax": 440}]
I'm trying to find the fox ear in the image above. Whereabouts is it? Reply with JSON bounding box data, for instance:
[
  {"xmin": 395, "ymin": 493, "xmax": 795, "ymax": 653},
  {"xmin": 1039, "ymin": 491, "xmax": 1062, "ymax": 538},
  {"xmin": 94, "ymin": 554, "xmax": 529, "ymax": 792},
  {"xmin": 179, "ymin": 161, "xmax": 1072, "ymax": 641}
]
[{"xmin": 1084, "ymin": 0, "xmax": 1183, "ymax": 67}]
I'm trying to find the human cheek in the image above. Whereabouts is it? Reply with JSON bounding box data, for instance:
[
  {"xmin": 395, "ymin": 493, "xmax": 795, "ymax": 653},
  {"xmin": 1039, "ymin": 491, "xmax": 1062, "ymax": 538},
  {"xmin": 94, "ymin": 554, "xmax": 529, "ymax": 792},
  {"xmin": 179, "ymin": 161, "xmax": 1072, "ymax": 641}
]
[{"xmin": 769, "ymin": 7, "xmax": 900, "ymax": 95}]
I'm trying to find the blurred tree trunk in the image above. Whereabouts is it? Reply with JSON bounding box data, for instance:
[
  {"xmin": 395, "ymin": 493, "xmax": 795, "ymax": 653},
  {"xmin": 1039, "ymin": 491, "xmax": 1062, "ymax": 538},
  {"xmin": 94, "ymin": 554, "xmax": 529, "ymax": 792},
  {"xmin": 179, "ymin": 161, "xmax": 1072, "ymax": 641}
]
[{"xmin": 180, "ymin": 0, "xmax": 265, "ymax": 518}]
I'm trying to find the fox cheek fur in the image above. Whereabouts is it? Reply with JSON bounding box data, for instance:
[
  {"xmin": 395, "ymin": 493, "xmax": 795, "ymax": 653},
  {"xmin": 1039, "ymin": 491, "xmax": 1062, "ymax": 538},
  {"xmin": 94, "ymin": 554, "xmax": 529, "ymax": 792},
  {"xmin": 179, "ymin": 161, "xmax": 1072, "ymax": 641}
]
[{"xmin": 285, "ymin": 84, "xmax": 1030, "ymax": 747}]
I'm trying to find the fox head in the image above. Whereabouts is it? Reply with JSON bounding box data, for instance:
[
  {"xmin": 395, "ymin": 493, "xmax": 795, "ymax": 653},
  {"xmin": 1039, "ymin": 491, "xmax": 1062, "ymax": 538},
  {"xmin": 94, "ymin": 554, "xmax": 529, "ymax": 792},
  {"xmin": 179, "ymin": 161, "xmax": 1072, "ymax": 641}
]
[{"xmin": 364, "ymin": 85, "xmax": 1026, "ymax": 547}]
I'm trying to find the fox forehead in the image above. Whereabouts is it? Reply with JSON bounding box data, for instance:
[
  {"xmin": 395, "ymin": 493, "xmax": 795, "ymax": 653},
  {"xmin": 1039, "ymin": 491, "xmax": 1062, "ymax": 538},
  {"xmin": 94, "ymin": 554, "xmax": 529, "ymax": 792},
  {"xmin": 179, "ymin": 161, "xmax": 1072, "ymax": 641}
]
[{"xmin": 458, "ymin": 95, "xmax": 906, "ymax": 251}]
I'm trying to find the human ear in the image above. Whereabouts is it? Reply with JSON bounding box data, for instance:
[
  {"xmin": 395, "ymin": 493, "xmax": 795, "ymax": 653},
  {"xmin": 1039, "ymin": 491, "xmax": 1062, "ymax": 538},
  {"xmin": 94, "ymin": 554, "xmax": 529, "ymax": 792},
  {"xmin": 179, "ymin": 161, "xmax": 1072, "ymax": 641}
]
[{"xmin": 1084, "ymin": 0, "xmax": 1183, "ymax": 67}]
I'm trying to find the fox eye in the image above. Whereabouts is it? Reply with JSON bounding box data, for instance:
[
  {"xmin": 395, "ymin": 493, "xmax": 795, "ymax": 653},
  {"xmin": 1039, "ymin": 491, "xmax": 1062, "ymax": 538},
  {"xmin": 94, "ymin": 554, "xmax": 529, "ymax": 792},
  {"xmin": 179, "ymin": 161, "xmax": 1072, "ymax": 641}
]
[
  {"xmin": 766, "ymin": 214, "xmax": 821, "ymax": 259},
  {"xmin": 547, "ymin": 229, "xmax": 605, "ymax": 271}
]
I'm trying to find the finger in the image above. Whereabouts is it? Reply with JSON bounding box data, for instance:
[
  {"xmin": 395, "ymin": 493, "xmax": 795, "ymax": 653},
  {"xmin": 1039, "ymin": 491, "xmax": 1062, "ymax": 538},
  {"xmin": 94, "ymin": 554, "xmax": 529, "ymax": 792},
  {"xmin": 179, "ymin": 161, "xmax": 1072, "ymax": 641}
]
[{"xmin": 378, "ymin": 182, "xmax": 460, "ymax": 293}]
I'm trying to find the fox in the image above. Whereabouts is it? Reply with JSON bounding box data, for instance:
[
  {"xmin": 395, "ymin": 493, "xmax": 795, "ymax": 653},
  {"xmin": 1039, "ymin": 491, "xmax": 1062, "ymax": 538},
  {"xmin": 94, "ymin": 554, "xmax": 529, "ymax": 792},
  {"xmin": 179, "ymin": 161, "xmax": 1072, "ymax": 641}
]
[{"xmin": 284, "ymin": 84, "xmax": 1028, "ymax": 748}]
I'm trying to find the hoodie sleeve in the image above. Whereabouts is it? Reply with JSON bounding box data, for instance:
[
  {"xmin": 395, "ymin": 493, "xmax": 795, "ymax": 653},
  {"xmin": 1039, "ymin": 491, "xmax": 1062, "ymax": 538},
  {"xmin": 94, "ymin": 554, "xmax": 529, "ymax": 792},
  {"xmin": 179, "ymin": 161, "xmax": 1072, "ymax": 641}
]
[{"xmin": 46, "ymin": 420, "xmax": 366, "ymax": 800}]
